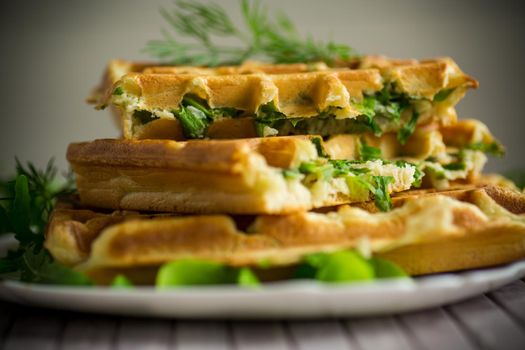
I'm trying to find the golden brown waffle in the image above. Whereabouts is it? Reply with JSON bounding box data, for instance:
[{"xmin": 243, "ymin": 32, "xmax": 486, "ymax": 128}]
[
  {"xmin": 44, "ymin": 185, "xmax": 525, "ymax": 284},
  {"xmin": 67, "ymin": 132, "xmax": 490, "ymax": 214},
  {"xmin": 66, "ymin": 136, "xmax": 423, "ymax": 214},
  {"xmin": 88, "ymin": 60, "xmax": 331, "ymax": 105},
  {"xmin": 98, "ymin": 57, "xmax": 477, "ymax": 140}
]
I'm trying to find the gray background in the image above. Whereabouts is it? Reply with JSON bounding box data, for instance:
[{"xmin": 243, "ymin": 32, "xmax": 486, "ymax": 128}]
[{"xmin": 0, "ymin": 0, "xmax": 524, "ymax": 176}]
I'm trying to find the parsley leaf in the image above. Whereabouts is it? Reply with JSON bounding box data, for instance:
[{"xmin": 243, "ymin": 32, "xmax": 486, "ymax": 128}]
[
  {"xmin": 465, "ymin": 141, "xmax": 505, "ymax": 157},
  {"xmin": 112, "ymin": 86, "xmax": 124, "ymax": 96},
  {"xmin": 311, "ymin": 137, "xmax": 329, "ymax": 158},
  {"xmin": 433, "ymin": 88, "xmax": 455, "ymax": 102},
  {"xmin": 397, "ymin": 109, "xmax": 419, "ymax": 145},
  {"xmin": 367, "ymin": 175, "xmax": 394, "ymax": 212},
  {"xmin": 358, "ymin": 140, "xmax": 382, "ymax": 161},
  {"xmin": 175, "ymin": 105, "xmax": 209, "ymax": 139}
]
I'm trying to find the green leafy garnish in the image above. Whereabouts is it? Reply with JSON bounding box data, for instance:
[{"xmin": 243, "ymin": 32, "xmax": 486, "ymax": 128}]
[
  {"xmin": 282, "ymin": 169, "xmax": 303, "ymax": 180},
  {"xmin": 156, "ymin": 259, "xmax": 260, "ymax": 288},
  {"xmin": 465, "ymin": 141, "xmax": 505, "ymax": 157},
  {"xmin": 144, "ymin": 0, "xmax": 356, "ymax": 66},
  {"xmin": 353, "ymin": 86, "xmax": 411, "ymax": 137},
  {"xmin": 433, "ymin": 88, "xmax": 455, "ymax": 102},
  {"xmin": 369, "ymin": 257, "xmax": 408, "ymax": 278},
  {"xmin": 296, "ymin": 250, "xmax": 408, "ymax": 283},
  {"xmin": 175, "ymin": 105, "xmax": 210, "ymax": 139},
  {"xmin": 344, "ymin": 176, "xmax": 371, "ymax": 202},
  {"xmin": 0, "ymin": 160, "xmax": 92, "ymax": 285},
  {"xmin": 237, "ymin": 267, "xmax": 260, "ymax": 287},
  {"xmin": 397, "ymin": 109, "xmax": 419, "ymax": 145},
  {"xmin": 358, "ymin": 140, "xmax": 382, "ymax": 161},
  {"xmin": 172, "ymin": 96, "xmax": 244, "ymax": 138},
  {"xmin": 255, "ymin": 102, "xmax": 287, "ymax": 136},
  {"xmin": 156, "ymin": 260, "xmax": 231, "ymax": 287},
  {"xmin": 310, "ymin": 251, "xmax": 374, "ymax": 283},
  {"xmin": 133, "ymin": 110, "xmax": 159, "ymax": 125},
  {"xmin": 112, "ymin": 86, "xmax": 124, "ymax": 96},
  {"xmin": 111, "ymin": 274, "xmax": 134, "ymax": 288},
  {"xmin": 366, "ymin": 175, "xmax": 393, "ymax": 212},
  {"xmin": 295, "ymin": 159, "xmax": 405, "ymax": 211},
  {"xmin": 311, "ymin": 137, "xmax": 329, "ymax": 158},
  {"xmin": 442, "ymin": 161, "xmax": 466, "ymax": 171},
  {"xmin": 183, "ymin": 96, "xmax": 242, "ymax": 120}
]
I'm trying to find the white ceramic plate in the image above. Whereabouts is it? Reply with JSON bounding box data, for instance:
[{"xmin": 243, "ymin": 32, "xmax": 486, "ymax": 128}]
[{"xmin": 1, "ymin": 235, "xmax": 525, "ymax": 319}]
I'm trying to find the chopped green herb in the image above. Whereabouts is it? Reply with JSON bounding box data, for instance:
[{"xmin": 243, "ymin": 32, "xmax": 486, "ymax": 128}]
[
  {"xmin": 299, "ymin": 161, "xmax": 333, "ymax": 180},
  {"xmin": 354, "ymin": 96, "xmax": 376, "ymax": 120},
  {"xmin": 133, "ymin": 110, "xmax": 159, "ymax": 125},
  {"xmin": 175, "ymin": 105, "xmax": 209, "ymax": 139},
  {"xmin": 311, "ymin": 137, "xmax": 329, "ymax": 158},
  {"xmin": 397, "ymin": 109, "xmax": 419, "ymax": 145},
  {"xmin": 282, "ymin": 169, "xmax": 303, "ymax": 180},
  {"xmin": 344, "ymin": 176, "xmax": 371, "ymax": 202},
  {"xmin": 442, "ymin": 162, "xmax": 466, "ymax": 171},
  {"xmin": 465, "ymin": 142, "xmax": 505, "ymax": 157},
  {"xmin": 433, "ymin": 88, "xmax": 455, "ymax": 102},
  {"xmin": 182, "ymin": 96, "xmax": 211, "ymax": 117},
  {"xmin": 182, "ymin": 96, "xmax": 242, "ymax": 120},
  {"xmin": 294, "ymin": 159, "xmax": 404, "ymax": 211},
  {"xmin": 112, "ymin": 86, "xmax": 124, "ymax": 96},
  {"xmin": 353, "ymin": 86, "xmax": 411, "ymax": 137},
  {"xmin": 289, "ymin": 118, "xmax": 303, "ymax": 128},
  {"xmin": 358, "ymin": 140, "xmax": 382, "ymax": 161},
  {"xmin": 367, "ymin": 175, "xmax": 394, "ymax": 212}
]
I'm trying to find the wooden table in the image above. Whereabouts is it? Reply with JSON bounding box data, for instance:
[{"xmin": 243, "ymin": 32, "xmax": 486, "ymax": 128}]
[{"xmin": 1, "ymin": 278, "xmax": 524, "ymax": 350}]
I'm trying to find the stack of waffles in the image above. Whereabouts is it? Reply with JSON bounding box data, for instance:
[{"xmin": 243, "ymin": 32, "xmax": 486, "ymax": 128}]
[{"xmin": 44, "ymin": 57, "xmax": 525, "ymax": 284}]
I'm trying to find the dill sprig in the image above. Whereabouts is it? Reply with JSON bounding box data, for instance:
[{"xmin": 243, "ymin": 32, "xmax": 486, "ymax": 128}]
[
  {"xmin": 143, "ymin": 0, "xmax": 357, "ymax": 66},
  {"xmin": 0, "ymin": 159, "xmax": 91, "ymax": 285}
]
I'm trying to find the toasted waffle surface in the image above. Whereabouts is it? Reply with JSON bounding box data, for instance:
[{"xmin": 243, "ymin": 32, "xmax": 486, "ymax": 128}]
[
  {"xmin": 68, "ymin": 136, "xmax": 481, "ymax": 214},
  {"xmin": 100, "ymin": 57, "xmax": 477, "ymax": 140},
  {"xmin": 44, "ymin": 186, "xmax": 525, "ymax": 283}
]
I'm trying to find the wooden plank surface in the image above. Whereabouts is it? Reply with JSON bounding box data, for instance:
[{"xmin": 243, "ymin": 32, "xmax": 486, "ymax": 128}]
[
  {"xmin": 488, "ymin": 279, "xmax": 525, "ymax": 325},
  {"xmin": 0, "ymin": 302, "xmax": 15, "ymax": 349},
  {"xmin": 345, "ymin": 316, "xmax": 417, "ymax": 350},
  {"xmin": 447, "ymin": 295, "xmax": 525, "ymax": 350},
  {"xmin": 231, "ymin": 321, "xmax": 292, "ymax": 350},
  {"xmin": 0, "ymin": 282, "xmax": 524, "ymax": 350},
  {"xmin": 115, "ymin": 317, "xmax": 173, "ymax": 350},
  {"xmin": 3, "ymin": 306, "xmax": 64, "ymax": 350},
  {"xmin": 398, "ymin": 308, "xmax": 477, "ymax": 350},
  {"xmin": 174, "ymin": 321, "xmax": 231, "ymax": 350},
  {"xmin": 287, "ymin": 320, "xmax": 356, "ymax": 350},
  {"xmin": 60, "ymin": 314, "xmax": 118, "ymax": 350}
]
